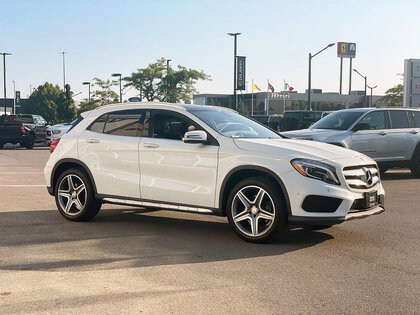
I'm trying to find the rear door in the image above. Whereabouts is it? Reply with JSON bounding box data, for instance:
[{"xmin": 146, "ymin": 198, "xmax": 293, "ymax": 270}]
[
  {"xmin": 387, "ymin": 110, "xmax": 416, "ymax": 161},
  {"xmin": 139, "ymin": 110, "xmax": 219, "ymax": 208},
  {"xmin": 350, "ymin": 110, "xmax": 389, "ymax": 161},
  {"xmin": 78, "ymin": 109, "xmax": 145, "ymax": 198}
]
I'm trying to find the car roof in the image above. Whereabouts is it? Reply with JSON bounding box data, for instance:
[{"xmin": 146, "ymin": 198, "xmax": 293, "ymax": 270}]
[
  {"xmin": 94, "ymin": 102, "xmax": 236, "ymax": 113},
  {"xmin": 337, "ymin": 107, "xmax": 420, "ymax": 113}
]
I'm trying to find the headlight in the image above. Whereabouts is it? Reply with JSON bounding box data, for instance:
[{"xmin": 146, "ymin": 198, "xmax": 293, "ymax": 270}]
[{"xmin": 291, "ymin": 158, "xmax": 340, "ymax": 186}]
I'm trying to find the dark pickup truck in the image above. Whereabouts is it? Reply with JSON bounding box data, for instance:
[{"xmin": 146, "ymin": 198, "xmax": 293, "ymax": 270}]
[{"xmin": 0, "ymin": 114, "xmax": 48, "ymax": 149}]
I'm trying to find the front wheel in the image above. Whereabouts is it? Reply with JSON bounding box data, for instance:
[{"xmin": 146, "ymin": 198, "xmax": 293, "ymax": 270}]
[
  {"xmin": 54, "ymin": 168, "xmax": 101, "ymax": 221},
  {"xmin": 226, "ymin": 177, "xmax": 287, "ymax": 243}
]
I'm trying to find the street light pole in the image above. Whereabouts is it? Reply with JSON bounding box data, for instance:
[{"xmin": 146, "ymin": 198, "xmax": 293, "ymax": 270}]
[
  {"xmin": 228, "ymin": 32, "xmax": 241, "ymax": 110},
  {"xmin": 82, "ymin": 82, "xmax": 91, "ymax": 101},
  {"xmin": 166, "ymin": 59, "xmax": 171, "ymax": 102},
  {"xmin": 1, "ymin": 52, "xmax": 12, "ymax": 115},
  {"xmin": 12, "ymin": 80, "xmax": 15, "ymax": 114},
  {"xmin": 60, "ymin": 52, "xmax": 66, "ymax": 90},
  {"xmin": 367, "ymin": 85, "xmax": 378, "ymax": 107},
  {"xmin": 307, "ymin": 43, "xmax": 334, "ymax": 111},
  {"xmin": 112, "ymin": 73, "xmax": 122, "ymax": 102},
  {"xmin": 353, "ymin": 69, "xmax": 368, "ymax": 107}
]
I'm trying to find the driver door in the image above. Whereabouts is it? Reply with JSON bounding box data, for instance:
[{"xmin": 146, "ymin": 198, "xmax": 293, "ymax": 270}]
[
  {"xmin": 139, "ymin": 110, "xmax": 219, "ymax": 208},
  {"xmin": 350, "ymin": 110, "xmax": 390, "ymax": 161}
]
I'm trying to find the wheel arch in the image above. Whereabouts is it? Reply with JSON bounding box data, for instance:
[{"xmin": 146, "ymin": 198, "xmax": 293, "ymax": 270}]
[
  {"xmin": 410, "ymin": 141, "xmax": 420, "ymax": 161},
  {"xmin": 51, "ymin": 159, "xmax": 97, "ymax": 196},
  {"xmin": 218, "ymin": 166, "xmax": 291, "ymax": 216}
]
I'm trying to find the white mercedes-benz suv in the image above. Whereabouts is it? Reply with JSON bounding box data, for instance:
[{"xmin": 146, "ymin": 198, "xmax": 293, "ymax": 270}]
[{"xmin": 44, "ymin": 103, "xmax": 385, "ymax": 243}]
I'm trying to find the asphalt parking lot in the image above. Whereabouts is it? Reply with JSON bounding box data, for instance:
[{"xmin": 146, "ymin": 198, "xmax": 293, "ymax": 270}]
[{"xmin": 0, "ymin": 147, "xmax": 419, "ymax": 314}]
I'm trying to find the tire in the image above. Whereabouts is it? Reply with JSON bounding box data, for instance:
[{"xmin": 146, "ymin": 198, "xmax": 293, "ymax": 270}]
[
  {"xmin": 410, "ymin": 149, "xmax": 420, "ymax": 178},
  {"xmin": 25, "ymin": 134, "xmax": 34, "ymax": 149},
  {"xmin": 0, "ymin": 142, "xmax": 3, "ymax": 149},
  {"xmin": 226, "ymin": 177, "xmax": 287, "ymax": 243},
  {"xmin": 54, "ymin": 168, "xmax": 101, "ymax": 221}
]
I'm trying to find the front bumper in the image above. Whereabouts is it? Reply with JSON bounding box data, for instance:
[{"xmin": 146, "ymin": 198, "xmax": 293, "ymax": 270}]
[{"xmin": 281, "ymin": 168, "xmax": 385, "ymax": 225}]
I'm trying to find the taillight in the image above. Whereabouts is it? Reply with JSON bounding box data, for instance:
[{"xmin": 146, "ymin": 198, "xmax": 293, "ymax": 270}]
[
  {"xmin": 20, "ymin": 125, "xmax": 25, "ymax": 133},
  {"xmin": 50, "ymin": 138, "xmax": 60, "ymax": 153}
]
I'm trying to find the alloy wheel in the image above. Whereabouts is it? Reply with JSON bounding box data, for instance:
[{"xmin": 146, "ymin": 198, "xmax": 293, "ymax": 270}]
[
  {"xmin": 231, "ymin": 185, "xmax": 276, "ymax": 237},
  {"xmin": 57, "ymin": 174, "xmax": 87, "ymax": 216}
]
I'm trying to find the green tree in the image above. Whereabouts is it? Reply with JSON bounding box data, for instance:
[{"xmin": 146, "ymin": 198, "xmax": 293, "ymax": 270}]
[
  {"xmin": 77, "ymin": 99, "xmax": 99, "ymax": 116},
  {"xmin": 378, "ymin": 84, "xmax": 403, "ymax": 106},
  {"xmin": 76, "ymin": 78, "xmax": 119, "ymax": 115},
  {"xmin": 57, "ymin": 84, "xmax": 77, "ymax": 122},
  {"xmin": 123, "ymin": 58, "xmax": 210, "ymax": 103},
  {"xmin": 23, "ymin": 82, "xmax": 62, "ymax": 124},
  {"xmin": 91, "ymin": 77, "xmax": 119, "ymax": 106}
]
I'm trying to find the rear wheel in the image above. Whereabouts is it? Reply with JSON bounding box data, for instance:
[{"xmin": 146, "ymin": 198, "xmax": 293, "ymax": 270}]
[
  {"xmin": 410, "ymin": 150, "xmax": 420, "ymax": 178},
  {"xmin": 54, "ymin": 168, "xmax": 101, "ymax": 221},
  {"xmin": 226, "ymin": 177, "xmax": 287, "ymax": 243}
]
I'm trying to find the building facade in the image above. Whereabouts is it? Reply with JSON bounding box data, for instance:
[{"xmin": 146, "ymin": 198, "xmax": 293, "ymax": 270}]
[{"xmin": 193, "ymin": 90, "xmax": 384, "ymax": 115}]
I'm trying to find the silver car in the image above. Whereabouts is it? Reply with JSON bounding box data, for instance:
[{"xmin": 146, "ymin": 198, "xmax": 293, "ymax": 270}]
[{"xmin": 282, "ymin": 108, "xmax": 420, "ymax": 177}]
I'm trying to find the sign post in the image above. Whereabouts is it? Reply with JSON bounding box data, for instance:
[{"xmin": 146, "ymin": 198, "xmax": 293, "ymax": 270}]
[{"xmin": 337, "ymin": 42, "xmax": 356, "ymax": 95}]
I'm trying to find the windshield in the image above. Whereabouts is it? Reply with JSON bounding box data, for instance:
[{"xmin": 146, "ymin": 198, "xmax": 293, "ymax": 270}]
[
  {"xmin": 311, "ymin": 111, "xmax": 364, "ymax": 130},
  {"xmin": 189, "ymin": 109, "xmax": 280, "ymax": 139}
]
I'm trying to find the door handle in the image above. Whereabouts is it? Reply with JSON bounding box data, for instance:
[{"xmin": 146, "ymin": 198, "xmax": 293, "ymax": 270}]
[
  {"xmin": 411, "ymin": 130, "xmax": 419, "ymax": 134},
  {"xmin": 379, "ymin": 131, "xmax": 387, "ymax": 136},
  {"xmin": 87, "ymin": 138, "xmax": 100, "ymax": 143},
  {"xmin": 143, "ymin": 142, "xmax": 159, "ymax": 148}
]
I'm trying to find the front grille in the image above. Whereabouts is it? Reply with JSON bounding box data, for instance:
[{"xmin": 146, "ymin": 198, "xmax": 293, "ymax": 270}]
[{"xmin": 342, "ymin": 164, "xmax": 380, "ymax": 189}]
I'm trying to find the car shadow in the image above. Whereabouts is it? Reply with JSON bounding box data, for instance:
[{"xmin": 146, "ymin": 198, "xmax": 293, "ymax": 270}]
[{"xmin": 0, "ymin": 208, "xmax": 333, "ymax": 271}]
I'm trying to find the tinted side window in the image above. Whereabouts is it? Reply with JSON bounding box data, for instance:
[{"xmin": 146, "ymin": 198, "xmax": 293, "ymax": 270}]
[
  {"xmin": 104, "ymin": 110, "xmax": 144, "ymax": 137},
  {"xmin": 152, "ymin": 113, "xmax": 195, "ymax": 140},
  {"xmin": 358, "ymin": 111, "xmax": 386, "ymax": 130},
  {"xmin": 390, "ymin": 111, "xmax": 409, "ymax": 129},
  {"xmin": 411, "ymin": 111, "xmax": 420, "ymax": 127},
  {"xmin": 89, "ymin": 114, "xmax": 107, "ymax": 133}
]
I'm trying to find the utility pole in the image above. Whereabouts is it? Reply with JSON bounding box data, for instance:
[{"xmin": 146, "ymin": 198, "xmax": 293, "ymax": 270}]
[
  {"xmin": 60, "ymin": 52, "xmax": 66, "ymax": 90},
  {"xmin": 228, "ymin": 33, "xmax": 241, "ymax": 110},
  {"xmin": 1, "ymin": 52, "xmax": 12, "ymax": 115}
]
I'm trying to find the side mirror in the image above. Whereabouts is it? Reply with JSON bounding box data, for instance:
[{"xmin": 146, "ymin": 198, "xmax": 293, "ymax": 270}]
[
  {"xmin": 353, "ymin": 123, "xmax": 370, "ymax": 132},
  {"xmin": 183, "ymin": 130, "xmax": 207, "ymax": 144}
]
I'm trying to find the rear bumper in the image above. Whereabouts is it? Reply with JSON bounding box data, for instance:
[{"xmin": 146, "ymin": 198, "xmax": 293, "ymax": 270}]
[{"xmin": 289, "ymin": 205, "xmax": 385, "ymax": 226}]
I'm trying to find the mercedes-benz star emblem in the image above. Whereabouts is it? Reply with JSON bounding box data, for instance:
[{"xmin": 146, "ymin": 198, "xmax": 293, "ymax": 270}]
[{"xmin": 361, "ymin": 167, "xmax": 373, "ymax": 186}]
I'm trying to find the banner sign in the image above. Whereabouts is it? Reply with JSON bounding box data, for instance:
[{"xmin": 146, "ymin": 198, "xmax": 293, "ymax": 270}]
[
  {"xmin": 15, "ymin": 91, "xmax": 21, "ymax": 104},
  {"xmin": 236, "ymin": 56, "xmax": 246, "ymax": 90},
  {"xmin": 337, "ymin": 42, "xmax": 356, "ymax": 58}
]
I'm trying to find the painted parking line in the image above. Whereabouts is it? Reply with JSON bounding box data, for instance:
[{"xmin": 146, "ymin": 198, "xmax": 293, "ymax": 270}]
[{"xmin": 0, "ymin": 184, "xmax": 46, "ymax": 187}]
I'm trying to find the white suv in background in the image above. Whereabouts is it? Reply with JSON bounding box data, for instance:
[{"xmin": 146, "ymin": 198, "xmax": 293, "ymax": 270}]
[{"xmin": 44, "ymin": 103, "xmax": 385, "ymax": 243}]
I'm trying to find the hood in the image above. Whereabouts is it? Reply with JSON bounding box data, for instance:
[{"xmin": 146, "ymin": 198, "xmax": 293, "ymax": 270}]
[
  {"xmin": 233, "ymin": 138, "xmax": 374, "ymax": 166},
  {"xmin": 281, "ymin": 129, "xmax": 348, "ymax": 141}
]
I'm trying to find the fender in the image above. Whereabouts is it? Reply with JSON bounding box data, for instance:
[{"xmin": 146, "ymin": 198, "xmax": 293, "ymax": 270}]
[
  {"xmin": 49, "ymin": 158, "xmax": 98, "ymax": 196},
  {"xmin": 218, "ymin": 165, "xmax": 292, "ymax": 215}
]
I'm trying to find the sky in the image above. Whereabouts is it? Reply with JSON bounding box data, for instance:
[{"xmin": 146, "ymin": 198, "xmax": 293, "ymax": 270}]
[{"xmin": 0, "ymin": 0, "xmax": 419, "ymax": 102}]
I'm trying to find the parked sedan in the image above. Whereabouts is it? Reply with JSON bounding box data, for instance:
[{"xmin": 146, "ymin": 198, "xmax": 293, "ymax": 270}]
[{"xmin": 282, "ymin": 108, "xmax": 420, "ymax": 177}]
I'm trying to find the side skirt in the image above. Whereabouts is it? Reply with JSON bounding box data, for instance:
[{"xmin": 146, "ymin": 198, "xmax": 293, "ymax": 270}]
[{"xmin": 101, "ymin": 196, "xmax": 217, "ymax": 215}]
